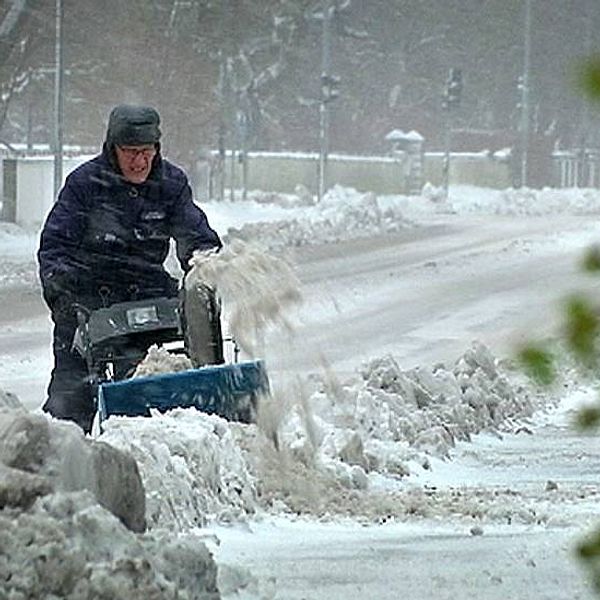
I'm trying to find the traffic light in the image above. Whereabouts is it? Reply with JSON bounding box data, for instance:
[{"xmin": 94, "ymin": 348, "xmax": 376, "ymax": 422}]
[
  {"xmin": 442, "ymin": 68, "xmax": 462, "ymax": 109},
  {"xmin": 321, "ymin": 73, "xmax": 341, "ymax": 103},
  {"xmin": 516, "ymin": 75, "xmax": 525, "ymax": 110},
  {"xmin": 447, "ymin": 68, "xmax": 462, "ymax": 107}
]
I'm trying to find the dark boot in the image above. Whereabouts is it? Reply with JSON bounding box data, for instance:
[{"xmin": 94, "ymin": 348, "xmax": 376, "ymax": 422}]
[{"xmin": 42, "ymin": 316, "xmax": 96, "ymax": 434}]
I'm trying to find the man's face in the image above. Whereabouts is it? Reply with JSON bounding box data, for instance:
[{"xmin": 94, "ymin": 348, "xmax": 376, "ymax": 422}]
[{"xmin": 115, "ymin": 144, "xmax": 157, "ymax": 184}]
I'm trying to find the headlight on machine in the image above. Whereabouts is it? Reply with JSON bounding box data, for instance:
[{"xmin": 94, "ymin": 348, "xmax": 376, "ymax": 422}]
[{"xmin": 126, "ymin": 305, "xmax": 159, "ymax": 327}]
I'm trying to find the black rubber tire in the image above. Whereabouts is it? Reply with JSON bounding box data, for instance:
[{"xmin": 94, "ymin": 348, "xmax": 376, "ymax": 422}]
[{"xmin": 181, "ymin": 280, "xmax": 224, "ymax": 367}]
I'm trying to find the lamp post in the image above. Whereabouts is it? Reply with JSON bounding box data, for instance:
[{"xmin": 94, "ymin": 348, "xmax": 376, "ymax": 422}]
[
  {"xmin": 519, "ymin": 0, "xmax": 532, "ymax": 188},
  {"xmin": 317, "ymin": 0, "xmax": 340, "ymax": 202},
  {"xmin": 53, "ymin": 0, "xmax": 64, "ymax": 199},
  {"xmin": 441, "ymin": 67, "xmax": 462, "ymax": 199}
]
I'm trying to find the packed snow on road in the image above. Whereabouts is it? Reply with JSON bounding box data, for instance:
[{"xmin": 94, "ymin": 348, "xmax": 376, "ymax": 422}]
[{"xmin": 1, "ymin": 184, "xmax": 600, "ymax": 599}]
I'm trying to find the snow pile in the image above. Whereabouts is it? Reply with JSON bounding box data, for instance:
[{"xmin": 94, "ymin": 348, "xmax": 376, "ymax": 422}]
[
  {"xmin": 246, "ymin": 186, "xmax": 315, "ymax": 208},
  {"xmin": 98, "ymin": 343, "xmax": 542, "ymax": 526},
  {"xmin": 101, "ymin": 410, "xmax": 257, "ymax": 530},
  {"xmin": 0, "ymin": 260, "xmax": 38, "ymax": 288},
  {"xmin": 319, "ymin": 342, "xmax": 533, "ymax": 462},
  {"xmin": 0, "ymin": 492, "xmax": 219, "ymax": 600},
  {"xmin": 0, "ymin": 222, "xmax": 38, "ymax": 258},
  {"xmin": 133, "ymin": 344, "xmax": 193, "ymax": 377},
  {"xmin": 0, "ymin": 397, "xmax": 220, "ymax": 599},
  {"xmin": 446, "ymin": 185, "xmax": 600, "ymax": 216},
  {"xmin": 0, "ymin": 222, "xmax": 38, "ymax": 288},
  {"xmin": 224, "ymin": 186, "xmax": 413, "ymax": 252},
  {"xmin": 187, "ymin": 239, "xmax": 302, "ymax": 355},
  {"xmin": 248, "ymin": 342, "xmax": 539, "ymax": 517},
  {"xmin": 0, "ymin": 402, "xmax": 145, "ymax": 532},
  {"xmin": 213, "ymin": 185, "xmax": 600, "ymax": 253},
  {"xmin": 366, "ymin": 343, "xmax": 532, "ymax": 448}
]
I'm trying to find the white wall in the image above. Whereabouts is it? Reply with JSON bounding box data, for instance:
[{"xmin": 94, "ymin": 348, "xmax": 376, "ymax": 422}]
[
  {"xmin": 213, "ymin": 151, "xmax": 412, "ymax": 196},
  {"xmin": 423, "ymin": 152, "xmax": 512, "ymax": 189},
  {"xmin": 14, "ymin": 156, "xmax": 93, "ymax": 229},
  {"xmin": 7, "ymin": 151, "xmax": 514, "ymax": 229},
  {"xmin": 268, "ymin": 153, "xmax": 409, "ymax": 195}
]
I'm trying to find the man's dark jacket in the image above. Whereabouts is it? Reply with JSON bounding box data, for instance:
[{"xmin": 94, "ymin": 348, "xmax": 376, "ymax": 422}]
[{"xmin": 38, "ymin": 145, "xmax": 221, "ymax": 310}]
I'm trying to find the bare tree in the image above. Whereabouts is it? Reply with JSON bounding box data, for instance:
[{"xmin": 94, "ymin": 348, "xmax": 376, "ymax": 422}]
[{"xmin": 0, "ymin": 0, "xmax": 34, "ymax": 146}]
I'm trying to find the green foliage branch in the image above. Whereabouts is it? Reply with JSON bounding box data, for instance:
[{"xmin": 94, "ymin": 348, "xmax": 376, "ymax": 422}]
[{"xmin": 519, "ymin": 57, "xmax": 600, "ymax": 594}]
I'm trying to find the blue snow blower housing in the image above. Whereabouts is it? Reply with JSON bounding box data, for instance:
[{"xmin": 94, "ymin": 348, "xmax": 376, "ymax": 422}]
[
  {"xmin": 97, "ymin": 360, "xmax": 268, "ymax": 424},
  {"xmin": 71, "ymin": 293, "xmax": 269, "ymax": 431}
]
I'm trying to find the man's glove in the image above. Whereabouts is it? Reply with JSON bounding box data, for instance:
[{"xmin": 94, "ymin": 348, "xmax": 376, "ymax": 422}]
[{"xmin": 42, "ymin": 267, "xmax": 78, "ymax": 315}]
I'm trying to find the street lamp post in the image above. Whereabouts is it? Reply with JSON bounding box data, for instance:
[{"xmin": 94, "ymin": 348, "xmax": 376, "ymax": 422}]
[
  {"xmin": 317, "ymin": 0, "xmax": 331, "ymax": 203},
  {"xmin": 441, "ymin": 68, "xmax": 462, "ymax": 199},
  {"xmin": 53, "ymin": 0, "xmax": 64, "ymax": 199},
  {"xmin": 520, "ymin": 0, "xmax": 532, "ymax": 188},
  {"xmin": 317, "ymin": 0, "xmax": 340, "ymax": 202}
]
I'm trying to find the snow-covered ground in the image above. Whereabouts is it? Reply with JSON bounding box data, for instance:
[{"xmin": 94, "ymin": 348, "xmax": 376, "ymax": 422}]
[{"xmin": 1, "ymin": 184, "xmax": 600, "ymax": 599}]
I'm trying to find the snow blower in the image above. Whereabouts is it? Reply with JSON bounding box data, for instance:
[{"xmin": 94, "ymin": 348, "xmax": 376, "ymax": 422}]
[{"xmin": 71, "ymin": 285, "xmax": 269, "ymax": 432}]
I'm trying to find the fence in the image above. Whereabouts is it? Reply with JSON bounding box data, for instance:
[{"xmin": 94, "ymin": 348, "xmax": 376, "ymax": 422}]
[
  {"xmin": 552, "ymin": 150, "xmax": 600, "ymax": 188},
  {"xmin": 209, "ymin": 150, "xmax": 514, "ymax": 199}
]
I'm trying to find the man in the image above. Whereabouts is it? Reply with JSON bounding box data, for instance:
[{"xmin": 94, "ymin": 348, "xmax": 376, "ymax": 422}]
[{"xmin": 38, "ymin": 104, "xmax": 222, "ymax": 433}]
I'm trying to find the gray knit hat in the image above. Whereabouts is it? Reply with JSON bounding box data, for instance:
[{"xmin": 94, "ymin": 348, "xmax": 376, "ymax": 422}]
[{"xmin": 106, "ymin": 104, "xmax": 161, "ymax": 146}]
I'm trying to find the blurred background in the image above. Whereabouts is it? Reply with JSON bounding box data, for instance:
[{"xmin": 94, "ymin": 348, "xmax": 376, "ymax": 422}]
[{"xmin": 1, "ymin": 0, "xmax": 600, "ymax": 194}]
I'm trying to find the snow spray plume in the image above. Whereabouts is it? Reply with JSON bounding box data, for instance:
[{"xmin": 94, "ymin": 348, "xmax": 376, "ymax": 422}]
[
  {"xmin": 318, "ymin": 353, "xmax": 346, "ymax": 405},
  {"xmin": 256, "ymin": 375, "xmax": 320, "ymax": 458},
  {"xmin": 187, "ymin": 239, "xmax": 303, "ymax": 356}
]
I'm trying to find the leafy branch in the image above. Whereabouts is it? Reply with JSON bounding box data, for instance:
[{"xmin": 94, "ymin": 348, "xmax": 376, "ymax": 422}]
[{"xmin": 519, "ymin": 55, "xmax": 600, "ymax": 595}]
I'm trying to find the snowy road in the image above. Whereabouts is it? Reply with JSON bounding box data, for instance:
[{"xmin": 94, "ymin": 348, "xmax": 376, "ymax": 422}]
[
  {"xmin": 267, "ymin": 213, "xmax": 600, "ymax": 376},
  {"xmin": 2, "ymin": 190, "xmax": 600, "ymax": 599},
  {"xmin": 214, "ymin": 208, "xmax": 600, "ymax": 599},
  {"xmin": 211, "ymin": 521, "xmax": 589, "ymax": 600},
  {"xmin": 207, "ymin": 392, "xmax": 598, "ymax": 600},
  {"xmin": 5, "ymin": 212, "xmax": 599, "ymax": 407}
]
